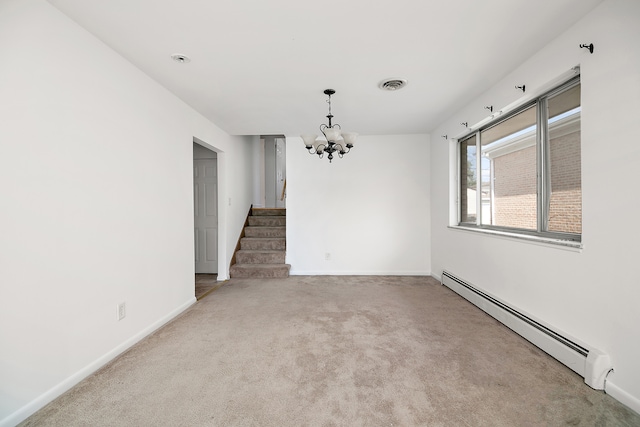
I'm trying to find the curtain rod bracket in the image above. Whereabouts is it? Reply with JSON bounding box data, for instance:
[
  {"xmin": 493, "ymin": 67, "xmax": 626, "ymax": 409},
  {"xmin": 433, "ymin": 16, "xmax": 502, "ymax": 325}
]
[{"xmin": 579, "ymin": 43, "xmax": 594, "ymax": 54}]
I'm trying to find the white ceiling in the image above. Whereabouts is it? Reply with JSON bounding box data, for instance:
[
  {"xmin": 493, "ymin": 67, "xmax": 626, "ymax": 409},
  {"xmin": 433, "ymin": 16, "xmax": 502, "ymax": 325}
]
[{"xmin": 47, "ymin": 0, "xmax": 602, "ymax": 137}]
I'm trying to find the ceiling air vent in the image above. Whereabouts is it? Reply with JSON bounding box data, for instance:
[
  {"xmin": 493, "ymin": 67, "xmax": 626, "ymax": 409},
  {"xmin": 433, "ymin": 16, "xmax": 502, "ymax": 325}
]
[{"xmin": 379, "ymin": 78, "xmax": 408, "ymax": 91}]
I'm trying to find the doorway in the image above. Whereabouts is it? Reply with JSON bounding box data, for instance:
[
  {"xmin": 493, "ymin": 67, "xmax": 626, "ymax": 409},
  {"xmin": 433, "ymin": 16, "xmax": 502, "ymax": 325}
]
[
  {"xmin": 263, "ymin": 135, "xmax": 286, "ymax": 208},
  {"xmin": 193, "ymin": 142, "xmax": 219, "ymax": 298}
]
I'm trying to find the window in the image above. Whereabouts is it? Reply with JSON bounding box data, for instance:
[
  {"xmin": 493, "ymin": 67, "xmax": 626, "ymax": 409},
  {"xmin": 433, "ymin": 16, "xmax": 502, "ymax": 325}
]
[{"xmin": 457, "ymin": 76, "xmax": 581, "ymax": 243}]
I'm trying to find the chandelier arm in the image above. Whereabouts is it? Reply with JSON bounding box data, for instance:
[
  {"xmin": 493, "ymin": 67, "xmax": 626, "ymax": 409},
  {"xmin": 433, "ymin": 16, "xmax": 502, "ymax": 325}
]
[{"xmin": 320, "ymin": 124, "xmax": 328, "ymax": 140}]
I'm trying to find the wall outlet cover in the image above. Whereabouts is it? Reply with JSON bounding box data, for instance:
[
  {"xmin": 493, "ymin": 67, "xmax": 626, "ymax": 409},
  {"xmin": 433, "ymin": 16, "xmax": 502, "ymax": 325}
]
[{"xmin": 117, "ymin": 302, "xmax": 126, "ymax": 321}]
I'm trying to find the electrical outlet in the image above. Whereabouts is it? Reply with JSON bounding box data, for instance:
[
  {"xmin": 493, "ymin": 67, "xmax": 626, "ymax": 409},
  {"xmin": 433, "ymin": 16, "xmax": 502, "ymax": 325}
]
[
  {"xmin": 325, "ymin": 252, "xmax": 331, "ymax": 261},
  {"xmin": 117, "ymin": 302, "xmax": 126, "ymax": 321}
]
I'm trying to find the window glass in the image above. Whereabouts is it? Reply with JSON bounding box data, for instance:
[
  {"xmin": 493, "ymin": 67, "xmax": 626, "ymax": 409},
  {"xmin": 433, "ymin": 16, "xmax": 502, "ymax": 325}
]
[
  {"xmin": 546, "ymin": 84, "xmax": 581, "ymax": 234},
  {"xmin": 458, "ymin": 75, "xmax": 582, "ymax": 244},
  {"xmin": 457, "ymin": 75, "xmax": 581, "ymax": 243},
  {"xmin": 460, "ymin": 135, "xmax": 477, "ymax": 224},
  {"xmin": 480, "ymin": 105, "xmax": 537, "ymax": 229}
]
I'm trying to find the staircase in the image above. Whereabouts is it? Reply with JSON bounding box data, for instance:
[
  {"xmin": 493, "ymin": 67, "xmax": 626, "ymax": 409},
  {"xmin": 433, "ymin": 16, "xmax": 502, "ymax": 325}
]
[{"xmin": 229, "ymin": 208, "xmax": 290, "ymax": 278}]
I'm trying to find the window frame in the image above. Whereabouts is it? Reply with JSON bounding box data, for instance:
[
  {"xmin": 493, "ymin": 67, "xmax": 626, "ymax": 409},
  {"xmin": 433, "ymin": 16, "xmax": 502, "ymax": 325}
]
[{"xmin": 455, "ymin": 75, "xmax": 582, "ymax": 244}]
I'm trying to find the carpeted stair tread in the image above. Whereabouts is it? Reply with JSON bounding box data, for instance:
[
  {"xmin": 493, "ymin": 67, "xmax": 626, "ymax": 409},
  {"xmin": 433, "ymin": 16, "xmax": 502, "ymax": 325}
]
[
  {"xmin": 244, "ymin": 226, "xmax": 286, "ymax": 238},
  {"xmin": 229, "ymin": 263, "xmax": 291, "ymax": 278},
  {"xmin": 248, "ymin": 216, "xmax": 286, "ymax": 227},
  {"xmin": 240, "ymin": 237, "xmax": 286, "ymax": 251},
  {"xmin": 236, "ymin": 250, "xmax": 286, "ymax": 264},
  {"xmin": 236, "ymin": 249, "xmax": 286, "ymax": 254},
  {"xmin": 252, "ymin": 208, "xmax": 286, "ymax": 216}
]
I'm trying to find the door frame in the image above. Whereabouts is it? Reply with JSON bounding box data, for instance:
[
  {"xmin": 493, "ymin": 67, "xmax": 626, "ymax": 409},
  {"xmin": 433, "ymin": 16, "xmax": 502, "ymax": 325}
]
[{"xmin": 193, "ymin": 137, "xmax": 228, "ymax": 280}]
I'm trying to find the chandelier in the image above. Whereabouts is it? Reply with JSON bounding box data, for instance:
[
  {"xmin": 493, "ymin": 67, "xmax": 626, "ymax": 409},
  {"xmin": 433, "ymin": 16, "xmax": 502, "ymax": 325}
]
[{"xmin": 301, "ymin": 89, "xmax": 358, "ymax": 163}]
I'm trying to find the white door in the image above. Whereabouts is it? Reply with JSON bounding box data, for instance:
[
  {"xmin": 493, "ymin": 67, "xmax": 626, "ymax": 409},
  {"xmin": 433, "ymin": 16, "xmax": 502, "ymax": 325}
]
[{"xmin": 194, "ymin": 158, "xmax": 217, "ymax": 274}]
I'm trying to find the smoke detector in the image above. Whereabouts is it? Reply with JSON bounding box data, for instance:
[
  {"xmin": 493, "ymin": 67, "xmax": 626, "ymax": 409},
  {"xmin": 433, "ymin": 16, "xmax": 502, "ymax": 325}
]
[{"xmin": 379, "ymin": 78, "xmax": 408, "ymax": 91}]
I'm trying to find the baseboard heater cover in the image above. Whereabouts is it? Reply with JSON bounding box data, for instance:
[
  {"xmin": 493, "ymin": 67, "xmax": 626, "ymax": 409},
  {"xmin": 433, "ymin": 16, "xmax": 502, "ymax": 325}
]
[{"xmin": 441, "ymin": 270, "xmax": 612, "ymax": 390}]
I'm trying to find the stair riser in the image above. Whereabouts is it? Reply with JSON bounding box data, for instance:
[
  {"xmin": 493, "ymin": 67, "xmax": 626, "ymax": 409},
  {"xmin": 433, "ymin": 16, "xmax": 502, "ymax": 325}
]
[
  {"xmin": 248, "ymin": 217, "xmax": 286, "ymax": 227},
  {"xmin": 244, "ymin": 227, "xmax": 286, "ymax": 238},
  {"xmin": 229, "ymin": 265, "xmax": 291, "ymax": 278},
  {"xmin": 240, "ymin": 238, "xmax": 286, "ymax": 251},
  {"xmin": 236, "ymin": 252, "xmax": 285, "ymax": 264}
]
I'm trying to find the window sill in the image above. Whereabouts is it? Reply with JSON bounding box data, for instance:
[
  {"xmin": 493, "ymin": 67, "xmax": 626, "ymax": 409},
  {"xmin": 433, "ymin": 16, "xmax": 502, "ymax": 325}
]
[{"xmin": 448, "ymin": 225, "xmax": 583, "ymax": 251}]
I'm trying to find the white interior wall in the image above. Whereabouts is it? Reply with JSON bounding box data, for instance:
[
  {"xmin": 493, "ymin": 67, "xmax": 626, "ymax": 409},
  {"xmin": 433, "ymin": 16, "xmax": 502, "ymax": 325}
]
[
  {"xmin": 264, "ymin": 136, "xmax": 277, "ymax": 208},
  {"xmin": 275, "ymin": 138, "xmax": 286, "ymax": 209},
  {"xmin": 0, "ymin": 1, "xmax": 256, "ymax": 425},
  {"xmin": 252, "ymin": 138, "xmax": 265, "ymax": 208},
  {"xmin": 430, "ymin": 0, "xmax": 640, "ymax": 412},
  {"xmin": 286, "ymin": 134, "xmax": 431, "ymax": 275}
]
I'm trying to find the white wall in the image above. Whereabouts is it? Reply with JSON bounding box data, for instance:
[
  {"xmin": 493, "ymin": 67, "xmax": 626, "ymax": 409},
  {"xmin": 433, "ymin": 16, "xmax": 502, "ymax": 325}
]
[
  {"xmin": 0, "ymin": 1, "xmax": 256, "ymax": 425},
  {"xmin": 264, "ymin": 136, "xmax": 277, "ymax": 207},
  {"xmin": 252, "ymin": 138, "xmax": 266, "ymax": 208},
  {"xmin": 430, "ymin": 0, "xmax": 640, "ymax": 413},
  {"xmin": 286, "ymin": 134, "xmax": 430, "ymax": 275}
]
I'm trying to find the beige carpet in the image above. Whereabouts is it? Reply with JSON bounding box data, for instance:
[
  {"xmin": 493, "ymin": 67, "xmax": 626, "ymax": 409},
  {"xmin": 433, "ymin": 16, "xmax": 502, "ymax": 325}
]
[
  {"xmin": 195, "ymin": 274, "xmax": 224, "ymax": 300},
  {"xmin": 21, "ymin": 276, "xmax": 640, "ymax": 426}
]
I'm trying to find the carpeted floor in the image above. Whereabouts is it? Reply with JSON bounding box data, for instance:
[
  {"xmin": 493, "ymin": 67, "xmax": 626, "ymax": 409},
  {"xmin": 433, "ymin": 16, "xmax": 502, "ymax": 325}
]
[
  {"xmin": 20, "ymin": 276, "xmax": 640, "ymax": 426},
  {"xmin": 195, "ymin": 274, "xmax": 224, "ymax": 300}
]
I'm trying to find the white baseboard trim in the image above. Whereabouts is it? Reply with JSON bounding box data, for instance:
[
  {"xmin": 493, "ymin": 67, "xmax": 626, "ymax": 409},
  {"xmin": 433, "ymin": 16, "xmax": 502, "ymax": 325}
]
[
  {"xmin": 289, "ymin": 270, "xmax": 431, "ymax": 276},
  {"xmin": 0, "ymin": 297, "xmax": 196, "ymax": 427},
  {"xmin": 606, "ymin": 380, "xmax": 640, "ymax": 416}
]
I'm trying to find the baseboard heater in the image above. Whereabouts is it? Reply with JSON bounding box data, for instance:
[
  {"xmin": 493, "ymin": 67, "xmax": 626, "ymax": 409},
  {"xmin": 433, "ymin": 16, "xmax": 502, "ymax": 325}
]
[{"xmin": 441, "ymin": 270, "xmax": 612, "ymax": 390}]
